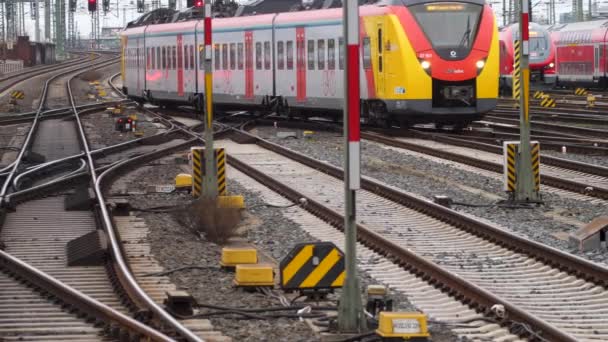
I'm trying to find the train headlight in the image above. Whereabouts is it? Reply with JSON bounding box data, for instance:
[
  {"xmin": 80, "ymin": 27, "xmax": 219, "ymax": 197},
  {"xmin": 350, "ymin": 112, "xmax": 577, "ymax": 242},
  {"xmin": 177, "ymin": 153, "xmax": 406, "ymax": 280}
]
[
  {"xmin": 476, "ymin": 60, "xmax": 485, "ymax": 69},
  {"xmin": 549, "ymin": 62, "xmax": 555, "ymax": 68},
  {"xmin": 420, "ymin": 60, "xmax": 431, "ymax": 70}
]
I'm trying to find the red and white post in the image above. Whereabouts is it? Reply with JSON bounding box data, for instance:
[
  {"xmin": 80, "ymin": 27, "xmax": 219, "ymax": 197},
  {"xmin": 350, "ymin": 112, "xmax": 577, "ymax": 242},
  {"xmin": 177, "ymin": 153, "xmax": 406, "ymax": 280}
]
[{"xmin": 338, "ymin": 0, "xmax": 366, "ymax": 333}]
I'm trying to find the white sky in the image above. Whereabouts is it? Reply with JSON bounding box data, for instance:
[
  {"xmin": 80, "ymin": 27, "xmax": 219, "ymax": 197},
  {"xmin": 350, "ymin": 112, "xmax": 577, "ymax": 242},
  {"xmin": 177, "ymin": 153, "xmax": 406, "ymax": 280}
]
[{"xmin": 16, "ymin": 0, "xmax": 607, "ymax": 41}]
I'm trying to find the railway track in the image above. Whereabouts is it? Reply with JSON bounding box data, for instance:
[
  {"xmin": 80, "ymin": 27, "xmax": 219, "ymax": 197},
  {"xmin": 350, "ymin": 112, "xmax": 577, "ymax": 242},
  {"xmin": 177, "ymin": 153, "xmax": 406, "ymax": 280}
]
[
  {"xmin": 0, "ymin": 60, "xmax": 205, "ymax": 341},
  {"xmin": 0, "ymin": 52, "xmax": 105, "ymax": 97},
  {"xmin": 220, "ymin": 126, "xmax": 608, "ymax": 341},
  {"xmin": 106, "ymin": 72, "xmax": 608, "ymax": 340}
]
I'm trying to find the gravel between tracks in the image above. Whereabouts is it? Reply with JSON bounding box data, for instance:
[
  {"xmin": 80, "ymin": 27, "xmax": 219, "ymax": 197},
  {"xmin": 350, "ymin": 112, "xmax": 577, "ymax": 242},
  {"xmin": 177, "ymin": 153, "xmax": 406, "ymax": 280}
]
[
  {"xmin": 254, "ymin": 126, "xmax": 608, "ymax": 266},
  {"xmin": 121, "ymin": 156, "xmax": 461, "ymax": 341}
]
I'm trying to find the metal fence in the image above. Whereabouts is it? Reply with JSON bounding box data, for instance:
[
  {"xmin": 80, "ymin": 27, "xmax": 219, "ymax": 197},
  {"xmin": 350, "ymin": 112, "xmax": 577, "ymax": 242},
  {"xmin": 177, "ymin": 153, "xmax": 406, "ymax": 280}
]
[{"xmin": 0, "ymin": 60, "xmax": 24, "ymax": 75}]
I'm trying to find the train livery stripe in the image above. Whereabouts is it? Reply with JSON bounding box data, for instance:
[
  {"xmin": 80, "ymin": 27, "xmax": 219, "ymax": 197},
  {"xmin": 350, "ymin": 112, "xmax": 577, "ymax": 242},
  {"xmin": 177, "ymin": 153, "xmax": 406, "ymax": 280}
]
[
  {"xmin": 245, "ymin": 31, "xmax": 254, "ymax": 99},
  {"xmin": 360, "ymin": 17, "xmax": 375, "ymax": 99},
  {"xmin": 177, "ymin": 34, "xmax": 184, "ymax": 97},
  {"xmin": 296, "ymin": 27, "xmax": 306, "ymax": 102}
]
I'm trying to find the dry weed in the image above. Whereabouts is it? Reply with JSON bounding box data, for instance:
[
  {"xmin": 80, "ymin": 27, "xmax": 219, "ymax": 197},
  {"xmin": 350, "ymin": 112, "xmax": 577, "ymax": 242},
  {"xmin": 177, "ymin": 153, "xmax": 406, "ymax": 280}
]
[{"xmin": 173, "ymin": 199, "xmax": 242, "ymax": 244}]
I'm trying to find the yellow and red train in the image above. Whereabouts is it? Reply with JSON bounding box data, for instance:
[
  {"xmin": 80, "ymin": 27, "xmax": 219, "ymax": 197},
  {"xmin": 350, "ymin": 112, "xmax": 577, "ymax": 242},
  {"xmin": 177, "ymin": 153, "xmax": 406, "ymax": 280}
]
[{"xmin": 122, "ymin": 1, "xmax": 499, "ymax": 127}]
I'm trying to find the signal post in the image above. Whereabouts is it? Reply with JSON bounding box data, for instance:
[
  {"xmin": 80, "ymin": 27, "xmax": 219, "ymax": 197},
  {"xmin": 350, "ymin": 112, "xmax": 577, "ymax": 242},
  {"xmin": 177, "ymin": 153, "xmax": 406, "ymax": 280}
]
[
  {"xmin": 202, "ymin": 0, "xmax": 218, "ymax": 200},
  {"xmin": 514, "ymin": 0, "xmax": 540, "ymax": 202},
  {"xmin": 338, "ymin": 0, "xmax": 366, "ymax": 333}
]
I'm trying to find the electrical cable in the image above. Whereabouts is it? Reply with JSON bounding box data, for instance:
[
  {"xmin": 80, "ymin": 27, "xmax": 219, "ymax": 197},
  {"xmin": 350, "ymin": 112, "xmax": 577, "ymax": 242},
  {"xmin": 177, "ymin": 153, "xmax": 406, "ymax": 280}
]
[{"xmin": 141, "ymin": 265, "xmax": 221, "ymax": 277}]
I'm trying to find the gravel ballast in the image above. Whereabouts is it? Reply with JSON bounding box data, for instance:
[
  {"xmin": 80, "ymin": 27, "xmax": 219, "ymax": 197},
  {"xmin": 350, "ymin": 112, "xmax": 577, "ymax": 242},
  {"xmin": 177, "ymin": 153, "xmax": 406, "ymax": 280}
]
[
  {"xmin": 119, "ymin": 154, "xmax": 461, "ymax": 341},
  {"xmin": 254, "ymin": 126, "xmax": 608, "ymax": 266}
]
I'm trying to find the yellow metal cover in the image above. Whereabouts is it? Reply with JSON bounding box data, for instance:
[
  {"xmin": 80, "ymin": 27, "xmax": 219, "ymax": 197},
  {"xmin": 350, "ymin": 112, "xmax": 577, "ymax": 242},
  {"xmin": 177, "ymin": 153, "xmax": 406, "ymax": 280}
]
[
  {"xmin": 234, "ymin": 264, "xmax": 274, "ymax": 286},
  {"xmin": 376, "ymin": 312, "xmax": 429, "ymax": 338},
  {"xmin": 221, "ymin": 247, "xmax": 257, "ymax": 267},
  {"xmin": 175, "ymin": 174, "xmax": 193, "ymax": 188},
  {"xmin": 217, "ymin": 195, "xmax": 245, "ymax": 209}
]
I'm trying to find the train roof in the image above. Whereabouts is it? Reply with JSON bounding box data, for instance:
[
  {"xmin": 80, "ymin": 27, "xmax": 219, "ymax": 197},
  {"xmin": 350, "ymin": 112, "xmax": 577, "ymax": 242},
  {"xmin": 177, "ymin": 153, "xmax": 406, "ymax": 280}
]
[{"xmin": 549, "ymin": 19, "xmax": 608, "ymax": 32}]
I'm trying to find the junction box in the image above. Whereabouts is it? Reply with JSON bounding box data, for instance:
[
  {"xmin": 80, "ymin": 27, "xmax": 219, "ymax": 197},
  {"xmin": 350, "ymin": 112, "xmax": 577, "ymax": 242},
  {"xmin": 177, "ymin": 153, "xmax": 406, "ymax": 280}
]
[
  {"xmin": 376, "ymin": 312, "xmax": 429, "ymax": 341},
  {"xmin": 234, "ymin": 264, "xmax": 275, "ymax": 287},
  {"xmin": 220, "ymin": 247, "xmax": 258, "ymax": 268}
]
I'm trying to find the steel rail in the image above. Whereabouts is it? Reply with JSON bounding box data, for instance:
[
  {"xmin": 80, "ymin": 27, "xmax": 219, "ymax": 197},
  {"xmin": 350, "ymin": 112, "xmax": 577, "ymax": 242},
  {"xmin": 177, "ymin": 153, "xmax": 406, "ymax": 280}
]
[
  {"xmin": 0, "ymin": 55, "xmax": 120, "ymax": 205},
  {"xmin": 0, "ymin": 249, "xmax": 172, "ymax": 341},
  {"xmin": 69, "ymin": 70, "xmax": 204, "ymax": 342}
]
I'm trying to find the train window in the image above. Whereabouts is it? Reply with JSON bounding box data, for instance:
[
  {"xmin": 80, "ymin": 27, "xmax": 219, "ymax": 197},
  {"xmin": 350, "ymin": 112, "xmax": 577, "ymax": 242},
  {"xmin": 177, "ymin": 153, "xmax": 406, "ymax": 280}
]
[
  {"xmin": 146, "ymin": 48, "xmax": 150, "ymax": 69},
  {"xmin": 286, "ymin": 41, "xmax": 294, "ymax": 70},
  {"xmin": 308, "ymin": 40, "xmax": 315, "ymax": 70},
  {"xmin": 222, "ymin": 44, "xmax": 228, "ymax": 70},
  {"xmin": 328, "ymin": 39, "xmax": 335, "ymax": 70},
  {"xmin": 151, "ymin": 48, "xmax": 156, "ymax": 69},
  {"xmin": 339, "ymin": 38, "xmax": 344, "ymax": 70},
  {"xmin": 199, "ymin": 45, "xmax": 204, "ymax": 69},
  {"xmin": 157, "ymin": 47, "xmax": 161, "ymax": 69},
  {"xmin": 230, "ymin": 43, "xmax": 236, "ymax": 70},
  {"xmin": 215, "ymin": 44, "xmax": 221, "ymax": 70},
  {"xmin": 237, "ymin": 43, "xmax": 244, "ymax": 70},
  {"xmin": 256, "ymin": 42, "xmax": 262, "ymax": 70},
  {"xmin": 162, "ymin": 47, "xmax": 166, "ymax": 69},
  {"xmin": 318, "ymin": 40, "xmax": 325, "ymax": 70},
  {"xmin": 264, "ymin": 41, "xmax": 271, "ymax": 70},
  {"xmin": 363, "ymin": 37, "xmax": 372, "ymax": 70},
  {"xmin": 172, "ymin": 46, "xmax": 177, "ymax": 70},
  {"xmin": 378, "ymin": 29, "xmax": 382, "ymax": 53},
  {"xmin": 189, "ymin": 45, "xmax": 194, "ymax": 71},
  {"xmin": 183, "ymin": 46, "xmax": 189, "ymax": 70},
  {"xmin": 277, "ymin": 41, "xmax": 284, "ymax": 70}
]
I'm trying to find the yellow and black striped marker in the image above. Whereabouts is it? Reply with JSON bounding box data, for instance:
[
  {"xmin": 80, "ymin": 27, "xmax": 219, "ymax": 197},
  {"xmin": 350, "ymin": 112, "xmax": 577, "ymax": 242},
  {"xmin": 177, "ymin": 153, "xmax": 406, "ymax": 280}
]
[
  {"xmin": 10, "ymin": 90, "xmax": 24, "ymax": 100},
  {"xmin": 575, "ymin": 88, "xmax": 588, "ymax": 96},
  {"xmin": 280, "ymin": 242, "xmax": 344, "ymax": 292},
  {"xmin": 191, "ymin": 147, "xmax": 227, "ymax": 197},
  {"xmin": 533, "ymin": 91, "xmax": 545, "ymax": 99},
  {"xmin": 505, "ymin": 143, "xmax": 517, "ymax": 192},
  {"xmin": 503, "ymin": 141, "xmax": 541, "ymax": 193},
  {"xmin": 512, "ymin": 40, "xmax": 521, "ymax": 104},
  {"xmin": 540, "ymin": 95, "xmax": 556, "ymax": 108},
  {"xmin": 531, "ymin": 142, "xmax": 540, "ymax": 191}
]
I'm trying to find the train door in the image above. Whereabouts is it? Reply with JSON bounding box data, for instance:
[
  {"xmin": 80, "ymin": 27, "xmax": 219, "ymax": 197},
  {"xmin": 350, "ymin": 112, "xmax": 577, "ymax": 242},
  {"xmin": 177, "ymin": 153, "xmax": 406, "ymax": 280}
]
[
  {"xmin": 296, "ymin": 27, "xmax": 306, "ymax": 102},
  {"xmin": 177, "ymin": 34, "xmax": 184, "ymax": 97},
  {"xmin": 376, "ymin": 23, "xmax": 385, "ymax": 98},
  {"xmin": 245, "ymin": 31, "xmax": 254, "ymax": 99}
]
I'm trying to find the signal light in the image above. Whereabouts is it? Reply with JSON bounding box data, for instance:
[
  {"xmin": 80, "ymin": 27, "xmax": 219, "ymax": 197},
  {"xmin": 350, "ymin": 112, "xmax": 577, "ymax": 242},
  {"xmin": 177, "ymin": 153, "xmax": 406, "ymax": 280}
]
[
  {"xmin": 103, "ymin": 0, "xmax": 110, "ymax": 13},
  {"xmin": 88, "ymin": 0, "xmax": 97, "ymax": 12},
  {"xmin": 137, "ymin": 0, "xmax": 145, "ymax": 13},
  {"xmin": 187, "ymin": 0, "xmax": 204, "ymax": 7}
]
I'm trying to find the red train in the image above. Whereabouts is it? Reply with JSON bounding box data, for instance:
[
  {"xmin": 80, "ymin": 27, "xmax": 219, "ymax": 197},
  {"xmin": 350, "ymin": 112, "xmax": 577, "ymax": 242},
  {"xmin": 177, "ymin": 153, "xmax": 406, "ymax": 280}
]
[
  {"xmin": 499, "ymin": 22, "xmax": 555, "ymax": 92},
  {"xmin": 550, "ymin": 20, "xmax": 608, "ymax": 88}
]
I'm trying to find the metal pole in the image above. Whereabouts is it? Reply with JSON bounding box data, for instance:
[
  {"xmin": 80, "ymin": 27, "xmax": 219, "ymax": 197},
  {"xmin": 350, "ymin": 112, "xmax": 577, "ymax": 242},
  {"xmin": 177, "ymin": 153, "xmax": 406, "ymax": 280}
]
[
  {"xmin": 202, "ymin": 0, "xmax": 218, "ymax": 200},
  {"xmin": 45, "ymin": 0, "xmax": 51, "ymax": 41},
  {"xmin": 503, "ymin": 0, "xmax": 506, "ymax": 26},
  {"xmin": 35, "ymin": 0, "xmax": 41, "ymax": 41},
  {"xmin": 338, "ymin": 0, "xmax": 366, "ymax": 333},
  {"xmin": 515, "ymin": 0, "xmax": 539, "ymax": 202}
]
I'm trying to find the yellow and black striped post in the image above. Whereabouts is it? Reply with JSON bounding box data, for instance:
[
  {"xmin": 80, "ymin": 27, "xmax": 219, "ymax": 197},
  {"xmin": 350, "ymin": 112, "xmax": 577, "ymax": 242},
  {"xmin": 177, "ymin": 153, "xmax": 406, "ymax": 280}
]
[
  {"xmin": 191, "ymin": 147, "xmax": 227, "ymax": 197},
  {"xmin": 512, "ymin": 40, "xmax": 521, "ymax": 104},
  {"xmin": 504, "ymin": 142, "xmax": 517, "ymax": 192},
  {"xmin": 10, "ymin": 90, "xmax": 25, "ymax": 100},
  {"xmin": 192, "ymin": 148, "xmax": 203, "ymax": 197},
  {"xmin": 531, "ymin": 142, "xmax": 540, "ymax": 191},
  {"xmin": 280, "ymin": 242, "xmax": 345, "ymax": 293},
  {"xmin": 540, "ymin": 95, "xmax": 556, "ymax": 108},
  {"xmin": 575, "ymin": 88, "xmax": 588, "ymax": 96},
  {"xmin": 503, "ymin": 141, "xmax": 541, "ymax": 194}
]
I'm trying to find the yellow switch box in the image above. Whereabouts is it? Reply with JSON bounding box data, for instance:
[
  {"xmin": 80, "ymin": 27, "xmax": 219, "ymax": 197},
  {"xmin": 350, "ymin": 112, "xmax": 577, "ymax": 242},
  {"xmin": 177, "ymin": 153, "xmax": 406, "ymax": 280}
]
[
  {"xmin": 217, "ymin": 195, "xmax": 245, "ymax": 209},
  {"xmin": 175, "ymin": 174, "xmax": 193, "ymax": 189},
  {"xmin": 234, "ymin": 264, "xmax": 274, "ymax": 287},
  {"xmin": 220, "ymin": 247, "xmax": 257, "ymax": 268},
  {"xmin": 376, "ymin": 312, "xmax": 429, "ymax": 339}
]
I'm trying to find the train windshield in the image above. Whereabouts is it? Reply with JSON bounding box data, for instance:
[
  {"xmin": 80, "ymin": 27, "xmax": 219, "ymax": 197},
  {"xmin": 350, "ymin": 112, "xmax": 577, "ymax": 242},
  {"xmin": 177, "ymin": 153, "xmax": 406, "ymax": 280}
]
[{"xmin": 409, "ymin": 2, "xmax": 483, "ymax": 59}]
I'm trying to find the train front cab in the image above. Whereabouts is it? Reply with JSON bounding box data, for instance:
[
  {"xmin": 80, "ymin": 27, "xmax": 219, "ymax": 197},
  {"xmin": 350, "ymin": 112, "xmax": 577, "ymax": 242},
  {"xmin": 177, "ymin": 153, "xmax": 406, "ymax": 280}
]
[{"xmin": 362, "ymin": 1, "xmax": 498, "ymax": 126}]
